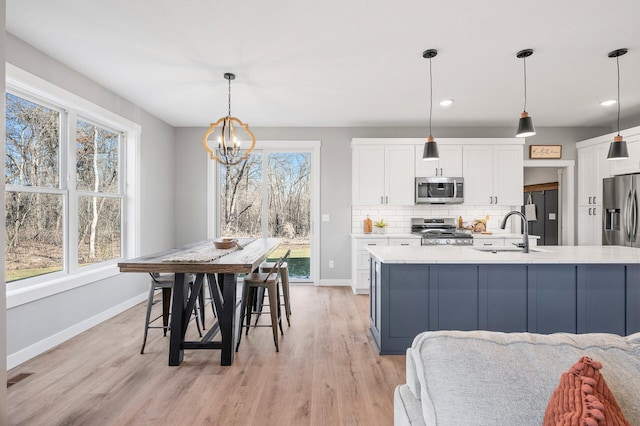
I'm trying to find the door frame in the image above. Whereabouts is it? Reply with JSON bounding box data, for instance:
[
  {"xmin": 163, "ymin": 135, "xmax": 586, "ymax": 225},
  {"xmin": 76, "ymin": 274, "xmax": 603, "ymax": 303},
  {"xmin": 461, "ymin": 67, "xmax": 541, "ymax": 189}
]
[
  {"xmin": 207, "ymin": 140, "xmax": 321, "ymax": 284},
  {"xmin": 523, "ymin": 160, "xmax": 575, "ymax": 245}
]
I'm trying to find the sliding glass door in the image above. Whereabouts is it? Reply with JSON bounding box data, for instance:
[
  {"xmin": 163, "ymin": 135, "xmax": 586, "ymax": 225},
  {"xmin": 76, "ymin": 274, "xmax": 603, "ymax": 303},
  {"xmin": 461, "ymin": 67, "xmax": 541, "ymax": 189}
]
[{"xmin": 216, "ymin": 142, "xmax": 318, "ymax": 283}]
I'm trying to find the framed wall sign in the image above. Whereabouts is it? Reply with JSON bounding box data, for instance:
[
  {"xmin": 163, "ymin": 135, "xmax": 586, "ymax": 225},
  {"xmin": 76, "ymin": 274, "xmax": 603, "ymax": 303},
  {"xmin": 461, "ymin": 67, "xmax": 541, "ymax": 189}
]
[{"xmin": 529, "ymin": 145, "xmax": 562, "ymax": 159}]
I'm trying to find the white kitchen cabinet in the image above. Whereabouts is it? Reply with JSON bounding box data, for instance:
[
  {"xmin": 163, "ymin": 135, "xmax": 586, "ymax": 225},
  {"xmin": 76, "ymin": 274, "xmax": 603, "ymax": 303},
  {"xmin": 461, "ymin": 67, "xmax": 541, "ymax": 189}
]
[
  {"xmin": 463, "ymin": 144, "xmax": 523, "ymax": 206},
  {"xmin": 415, "ymin": 144, "xmax": 463, "ymax": 177},
  {"xmin": 577, "ymin": 143, "xmax": 610, "ymax": 206},
  {"xmin": 352, "ymin": 144, "xmax": 414, "ymax": 205},
  {"xmin": 351, "ymin": 236, "xmax": 420, "ymax": 293},
  {"xmin": 577, "ymin": 205, "xmax": 602, "ymax": 245}
]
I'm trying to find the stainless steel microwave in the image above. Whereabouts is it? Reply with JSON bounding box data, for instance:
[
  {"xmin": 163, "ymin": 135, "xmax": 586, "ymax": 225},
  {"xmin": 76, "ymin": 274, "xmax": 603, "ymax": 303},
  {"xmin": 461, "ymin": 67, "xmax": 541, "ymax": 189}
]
[{"xmin": 415, "ymin": 177, "xmax": 464, "ymax": 204}]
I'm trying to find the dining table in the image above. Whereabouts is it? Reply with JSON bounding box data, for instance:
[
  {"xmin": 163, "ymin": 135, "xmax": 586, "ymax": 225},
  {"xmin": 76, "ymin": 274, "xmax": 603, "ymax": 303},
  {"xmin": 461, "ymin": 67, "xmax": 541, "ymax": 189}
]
[{"xmin": 118, "ymin": 237, "xmax": 281, "ymax": 366}]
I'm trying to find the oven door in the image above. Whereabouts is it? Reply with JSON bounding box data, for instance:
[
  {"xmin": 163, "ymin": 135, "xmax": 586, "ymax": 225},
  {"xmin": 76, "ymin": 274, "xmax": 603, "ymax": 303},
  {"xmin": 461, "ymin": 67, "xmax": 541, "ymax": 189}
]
[{"xmin": 415, "ymin": 177, "xmax": 464, "ymax": 204}]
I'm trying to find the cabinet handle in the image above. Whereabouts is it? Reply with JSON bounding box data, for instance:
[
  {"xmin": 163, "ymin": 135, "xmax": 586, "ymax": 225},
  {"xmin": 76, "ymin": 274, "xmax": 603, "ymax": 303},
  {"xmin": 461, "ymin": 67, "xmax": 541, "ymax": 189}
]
[
  {"xmin": 588, "ymin": 196, "xmax": 592, "ymax": 204},
  {"xmin": 588, "ymin": 207, "xmax": 592, "ymax": 215},
  {"xmin": 385, "ymin": 195, "xmax": 388, "ymax": 204},
  {"xmin": 593, "ymin": 207, "xmax": 596, "ymax": 215},
  {"xmin": 439, "ymin": 168, "xmax": 443, "ymax": 176},
  {"xmin": 434, "ymin": 167, "xmax": 438, "ymax": 176},
  {"xmin": 380, "ymin": 196, "xmax": 384, "ymax": 204},
  {"xmin": 494, "ymin": 196, "xmax": 498, "ymax": 204},
  {"xmin": 489, "ymin": 196, "xmax": 493, "ymax": 204},
  {"xmin": 483, "ymin": 243, "xmax": 493, "ymax": 246},
  {"xmin": 400, "ymin": 243, "xmax": 410, "ymax": 246},
  {"xmin": 367, "ymin": 243, "xmax": 377, "ymax": 246},
  {"xmin": 593, "ymin": 196, "xmax": 596, "ymax": 204}
]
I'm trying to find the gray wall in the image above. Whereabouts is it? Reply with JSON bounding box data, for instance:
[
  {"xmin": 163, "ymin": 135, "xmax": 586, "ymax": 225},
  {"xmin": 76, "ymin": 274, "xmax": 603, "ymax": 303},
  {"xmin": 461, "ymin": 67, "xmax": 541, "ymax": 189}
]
[
  {"xmin": 5, "ymin": 34, "xmax": 176, "ymax": 361},
  {"xmin": 175, "ymin": 125, "xmax": 609, "ymax": 282}
]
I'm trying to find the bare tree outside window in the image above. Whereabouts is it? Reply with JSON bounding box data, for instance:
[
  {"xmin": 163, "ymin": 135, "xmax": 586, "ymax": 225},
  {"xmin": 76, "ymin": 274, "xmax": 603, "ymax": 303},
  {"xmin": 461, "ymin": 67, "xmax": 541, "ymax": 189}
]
[
  {"xmin": 5, "ymin": 93, "xmax": 124, "ymax": 282},
  {"xmin": 219, "ymin": 151, "xmax": 311, "ymax": 279}
]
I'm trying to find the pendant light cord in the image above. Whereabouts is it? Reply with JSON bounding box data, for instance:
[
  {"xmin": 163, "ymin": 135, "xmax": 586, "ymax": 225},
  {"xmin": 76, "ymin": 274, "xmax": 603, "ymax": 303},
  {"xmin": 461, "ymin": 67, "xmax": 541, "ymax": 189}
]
[
  {"xmin": 616, "ymin": 55, "xmax": 621, "ymax": 136},
  {"xmin": 429, "ymin": 56, "xmax": 433, "ymax": 137},
  {"xmin": 522, "ymin": 56, "xmax": 527, "ymax": 112}
]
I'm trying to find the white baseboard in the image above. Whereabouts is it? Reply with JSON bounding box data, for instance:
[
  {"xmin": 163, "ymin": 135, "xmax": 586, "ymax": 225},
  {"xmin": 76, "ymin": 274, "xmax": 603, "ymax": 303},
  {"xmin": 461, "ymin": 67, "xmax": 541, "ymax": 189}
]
[
  {"xmin": 318, "ymin": 279, "xmax": 352, "ymax": 287},
  {"xmin": 353, "ymin": 288, "xmax": 369, "ymax": 295},
  {"xmin": 7, "ymin": 292, "xmax": 147, "ymax": 370}
]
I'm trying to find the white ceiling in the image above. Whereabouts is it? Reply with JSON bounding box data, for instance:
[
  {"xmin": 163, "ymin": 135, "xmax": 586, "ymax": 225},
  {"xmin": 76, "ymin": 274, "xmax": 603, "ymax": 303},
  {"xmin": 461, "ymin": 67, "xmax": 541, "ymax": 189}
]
[{"xmin": 6, "ymin": 0, "xmax": 640, "ymax": 129}]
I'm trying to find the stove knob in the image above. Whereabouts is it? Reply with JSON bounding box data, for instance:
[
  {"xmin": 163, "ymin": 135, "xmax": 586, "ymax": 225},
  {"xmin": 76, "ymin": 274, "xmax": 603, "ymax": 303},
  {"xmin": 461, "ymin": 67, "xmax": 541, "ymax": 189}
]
[{"xmin": 445, "ymin": 239, "xmax": 451, "ymax": 244}]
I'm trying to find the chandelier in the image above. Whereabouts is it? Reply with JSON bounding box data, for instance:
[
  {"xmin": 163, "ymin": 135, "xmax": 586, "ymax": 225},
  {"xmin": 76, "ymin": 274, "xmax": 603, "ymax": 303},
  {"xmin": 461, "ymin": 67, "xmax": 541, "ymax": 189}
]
[{"xmin": 203, "ymin": 73, "xmax": 256, "ymax": 166}]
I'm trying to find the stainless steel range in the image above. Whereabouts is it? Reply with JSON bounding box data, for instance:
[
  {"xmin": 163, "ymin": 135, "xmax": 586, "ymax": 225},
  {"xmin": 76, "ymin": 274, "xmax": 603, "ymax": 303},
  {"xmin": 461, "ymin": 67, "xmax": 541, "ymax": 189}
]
[{"xmin": 411, "ymin": 217, "xmax": 473, "ymax": 246}]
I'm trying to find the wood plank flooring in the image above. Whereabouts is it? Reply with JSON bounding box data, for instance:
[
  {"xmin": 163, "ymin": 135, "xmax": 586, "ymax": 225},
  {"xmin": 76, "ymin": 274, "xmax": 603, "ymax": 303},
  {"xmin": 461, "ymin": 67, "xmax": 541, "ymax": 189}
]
[{"xmin": 7, "ymin": 286, "xmax": 405, "ymax": 425}]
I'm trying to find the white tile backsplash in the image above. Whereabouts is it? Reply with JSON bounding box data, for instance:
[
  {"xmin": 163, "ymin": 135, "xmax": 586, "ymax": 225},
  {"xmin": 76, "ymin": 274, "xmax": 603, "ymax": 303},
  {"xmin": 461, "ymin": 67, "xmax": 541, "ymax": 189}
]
[{"xmin": 352, "ymin": 205, "xmax": 519, "ymax": 234}]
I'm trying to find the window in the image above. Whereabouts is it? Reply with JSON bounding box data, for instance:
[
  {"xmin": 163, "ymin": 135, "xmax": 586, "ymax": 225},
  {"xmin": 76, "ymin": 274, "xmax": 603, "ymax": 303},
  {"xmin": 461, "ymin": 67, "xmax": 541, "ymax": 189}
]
[{"xmin": 5, "ymin": 65, "xmax": 140, "ymax": 305}]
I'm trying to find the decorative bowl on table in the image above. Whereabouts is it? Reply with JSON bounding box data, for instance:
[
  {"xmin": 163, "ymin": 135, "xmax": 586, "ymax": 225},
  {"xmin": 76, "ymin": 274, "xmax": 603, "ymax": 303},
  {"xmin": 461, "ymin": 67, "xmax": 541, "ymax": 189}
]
[{"xmin": 213, "ymin": 238, "xmax": 237, "ymax": 249}]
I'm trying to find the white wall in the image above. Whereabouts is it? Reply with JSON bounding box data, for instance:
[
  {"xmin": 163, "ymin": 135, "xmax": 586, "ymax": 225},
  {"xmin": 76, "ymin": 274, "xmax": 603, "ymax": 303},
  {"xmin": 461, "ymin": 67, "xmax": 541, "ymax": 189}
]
[{"xmin": 4, "ymin": 34, "xmax": 176, "ymax": 366}]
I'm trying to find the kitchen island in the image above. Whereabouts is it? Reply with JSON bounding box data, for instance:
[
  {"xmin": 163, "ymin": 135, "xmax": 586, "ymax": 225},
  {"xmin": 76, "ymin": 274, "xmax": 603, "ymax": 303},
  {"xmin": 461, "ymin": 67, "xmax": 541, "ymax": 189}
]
[{"xmin": 367, "ymin": 245, "xmax": 640, "ymax": 354}]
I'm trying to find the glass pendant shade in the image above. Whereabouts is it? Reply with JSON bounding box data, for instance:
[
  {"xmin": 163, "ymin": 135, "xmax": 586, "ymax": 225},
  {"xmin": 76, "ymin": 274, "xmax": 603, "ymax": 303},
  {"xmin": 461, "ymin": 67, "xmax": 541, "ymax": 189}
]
[
  {"xmin": 516, "ymin": 112, "xmax": 536, "ymax": 138},
  {"xmin": 422, "ymin": 136, "xmax": 439, "ymax": 160},
  {"xmin": 607, "ymin": 135, "xmax": 629, "ymax": 160}
]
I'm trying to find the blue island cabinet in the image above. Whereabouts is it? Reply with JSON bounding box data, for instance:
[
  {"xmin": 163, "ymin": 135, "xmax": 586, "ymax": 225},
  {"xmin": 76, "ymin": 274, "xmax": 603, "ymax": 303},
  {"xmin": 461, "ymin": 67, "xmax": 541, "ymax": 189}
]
[{"xmin": 369, "ymin": 257, "xmax": 640, "ymax": 355}]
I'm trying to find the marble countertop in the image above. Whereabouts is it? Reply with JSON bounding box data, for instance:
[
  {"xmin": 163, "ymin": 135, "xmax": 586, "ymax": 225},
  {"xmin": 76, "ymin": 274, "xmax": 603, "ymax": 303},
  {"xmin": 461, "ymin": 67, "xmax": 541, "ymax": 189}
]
[{"xmin": 367, "ymin": 245, "xmax": 640, "ymax": 264}]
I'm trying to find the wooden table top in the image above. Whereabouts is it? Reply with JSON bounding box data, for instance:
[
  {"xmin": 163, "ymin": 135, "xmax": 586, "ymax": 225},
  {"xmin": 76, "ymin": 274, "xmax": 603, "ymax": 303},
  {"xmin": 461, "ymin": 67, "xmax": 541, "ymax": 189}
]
[{"xmin": 117, "ymin": 238, "xmax": 281, "ymax": 274}]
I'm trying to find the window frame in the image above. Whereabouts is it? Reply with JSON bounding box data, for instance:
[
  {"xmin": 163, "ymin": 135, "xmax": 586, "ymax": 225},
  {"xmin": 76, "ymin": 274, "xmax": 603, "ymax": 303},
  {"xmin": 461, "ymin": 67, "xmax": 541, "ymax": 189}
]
[{"xmin": 5, "ymin": 64, "xmax": 140, "ymax": 308}]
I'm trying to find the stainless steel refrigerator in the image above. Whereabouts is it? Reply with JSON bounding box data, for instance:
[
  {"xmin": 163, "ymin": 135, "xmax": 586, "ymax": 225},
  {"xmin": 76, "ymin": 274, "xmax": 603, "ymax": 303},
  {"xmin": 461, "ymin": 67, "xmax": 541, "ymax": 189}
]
[{"xmin": 603, "ymin": 174, "xmax": 640, "ymax": 246}]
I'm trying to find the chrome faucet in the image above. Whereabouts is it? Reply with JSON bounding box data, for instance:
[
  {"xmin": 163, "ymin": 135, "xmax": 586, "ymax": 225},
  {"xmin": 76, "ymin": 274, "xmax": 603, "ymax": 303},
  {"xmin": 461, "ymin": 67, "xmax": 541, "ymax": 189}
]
[{"xmin": 500, "ymin": 211, "xmax": 529, "ymax": 253}]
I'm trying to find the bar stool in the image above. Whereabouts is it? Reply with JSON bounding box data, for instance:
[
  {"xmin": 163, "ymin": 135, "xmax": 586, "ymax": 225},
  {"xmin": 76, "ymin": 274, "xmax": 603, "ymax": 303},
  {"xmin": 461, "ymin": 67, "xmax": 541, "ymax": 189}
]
[
  {"xmin": 140, "ymin": 273, "xmax": 203, "ymax": 354},
  {"xmin": 259, "ymin": 258, "xmax": 291, "ymax": 326},
  {"xmin": 236, "ymin": 249, "xmax": 291, "ymax": 352}
]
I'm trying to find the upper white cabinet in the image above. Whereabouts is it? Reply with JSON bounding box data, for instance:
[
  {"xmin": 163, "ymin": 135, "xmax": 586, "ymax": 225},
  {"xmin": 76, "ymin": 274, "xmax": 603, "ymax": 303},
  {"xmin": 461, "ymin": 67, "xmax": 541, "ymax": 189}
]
[
  {"xmin": 352, "ymin": 138, "xmax": 523, "ymax": 207},
  {"xmin": 463, "ymin": 144, "xmax": 523, "ymax": 206},
  {"xmin": 352, "ymin": 144, "xmax": 414, "ymax": 205},
  {"xmin": 577, "ymin": 143, "xmax": 610, "ymax": 206},
  {"xmin": 415, "ymin": 144, "xmax": 463, "ymax": 177}
]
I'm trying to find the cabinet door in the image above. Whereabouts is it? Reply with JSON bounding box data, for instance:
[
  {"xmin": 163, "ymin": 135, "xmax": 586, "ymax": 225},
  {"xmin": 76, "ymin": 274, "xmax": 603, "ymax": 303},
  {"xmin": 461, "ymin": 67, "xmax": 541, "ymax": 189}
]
[
  {"xmin": 578, "ymin": 144, "xmax": 610, "ymax": 205},
  {"xmin": 352, "ymin": 145, "xmax": 385, "ymax": 205},
  {"xmin": 462, "ymin": 145, "xmax": 494, "ymax": 205},
  {"xmin": 473, "ymin": 237, "xmax": 505, "ymax": 247},
  {"xmin": 415, "ymin": 144, "xmax": 463, "ymax": 177},
  {"xmin": 493, "ymin": 145, "xmax": 523, "ymax": 206},
  {"xmin": 577, "ymin": 265, "xmax": 626, "ymax": 335},
  {"xmin": 385, "ymin": 145, "xmax": 415, "ymax": 205},
  {"xmin": 577, "ymin": 206, "xmax": 600, "ymax": 245}
]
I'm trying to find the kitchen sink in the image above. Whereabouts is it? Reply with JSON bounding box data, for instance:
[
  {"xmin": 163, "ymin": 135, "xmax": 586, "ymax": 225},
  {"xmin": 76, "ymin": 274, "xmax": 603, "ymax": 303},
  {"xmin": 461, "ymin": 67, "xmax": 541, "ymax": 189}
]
[{"xmin": 471, "ymin": 246, "xmax": 553, "ymax": 253}]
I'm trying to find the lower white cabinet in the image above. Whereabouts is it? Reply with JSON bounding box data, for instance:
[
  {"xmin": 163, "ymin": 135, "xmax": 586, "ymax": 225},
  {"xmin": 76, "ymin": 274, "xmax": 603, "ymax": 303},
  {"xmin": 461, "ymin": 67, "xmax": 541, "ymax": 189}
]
[
  {"xmin": 577, "ymin": 205, "xmax": 602, "ymax": 245},
  {"xmin": 351, "ymin": 236, "xmax": 420, "ymax": 294}
]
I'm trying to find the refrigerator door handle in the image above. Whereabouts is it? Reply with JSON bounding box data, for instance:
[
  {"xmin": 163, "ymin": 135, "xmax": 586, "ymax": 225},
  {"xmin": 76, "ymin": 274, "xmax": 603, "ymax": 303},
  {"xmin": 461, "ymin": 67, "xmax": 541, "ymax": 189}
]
[
  {"xmin": 625, "ymin": 189, "xmax": 632, "ymax": 242},
  {"xmin": 632, "ymin": 189, "xmax": 638, "ymax": 243}
]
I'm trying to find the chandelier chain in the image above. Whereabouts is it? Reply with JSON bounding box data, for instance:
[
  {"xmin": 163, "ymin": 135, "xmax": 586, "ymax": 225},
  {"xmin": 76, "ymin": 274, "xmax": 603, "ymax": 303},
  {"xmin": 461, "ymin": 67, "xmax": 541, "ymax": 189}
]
[{"xmin": 228, "ymin": 77, "xmax": 232, "ymax": 117}]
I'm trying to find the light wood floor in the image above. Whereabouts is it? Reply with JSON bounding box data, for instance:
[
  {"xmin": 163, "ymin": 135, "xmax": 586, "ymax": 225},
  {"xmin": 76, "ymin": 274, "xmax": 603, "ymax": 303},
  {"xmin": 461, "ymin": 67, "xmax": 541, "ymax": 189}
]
[{"xmin": 7, "ymin": 286, "xmax": 405, "ymax": 425}]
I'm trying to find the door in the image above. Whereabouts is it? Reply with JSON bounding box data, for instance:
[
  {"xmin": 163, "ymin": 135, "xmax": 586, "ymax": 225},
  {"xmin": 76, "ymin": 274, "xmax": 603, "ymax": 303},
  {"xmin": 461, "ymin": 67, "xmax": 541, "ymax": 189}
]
[{"xmin": 218, "ymin": 147, "xmax": 317, "ymax": 282}]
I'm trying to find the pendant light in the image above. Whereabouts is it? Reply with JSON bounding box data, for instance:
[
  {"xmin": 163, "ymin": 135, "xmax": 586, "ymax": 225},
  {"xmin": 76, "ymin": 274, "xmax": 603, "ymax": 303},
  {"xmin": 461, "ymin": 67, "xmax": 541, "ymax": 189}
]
[
  {"xmin": 606, "ymin": 48, "xmax": 629, "ymax": 160},
  {"xmin": 515, "ymin": 49, "xmax": 536, "ymax": 138},
  {"xmin": 422, "ymin": 49, "xmax": 439, "ymax": 160},
  {"xmin": 203, "ymin": 73, "xmax": 256, "ymax": 166}
]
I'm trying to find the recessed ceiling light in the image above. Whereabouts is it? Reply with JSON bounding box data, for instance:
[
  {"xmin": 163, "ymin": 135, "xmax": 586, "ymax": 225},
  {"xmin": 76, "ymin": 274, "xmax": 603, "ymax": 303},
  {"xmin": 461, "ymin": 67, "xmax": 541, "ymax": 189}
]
[
  {"xmin": 600, "ymin": 99, "xmax": 617, "ymax": 107},
  {"xmin": 440, "ymin": 99, "xmax": 454, "ymax": 107}
]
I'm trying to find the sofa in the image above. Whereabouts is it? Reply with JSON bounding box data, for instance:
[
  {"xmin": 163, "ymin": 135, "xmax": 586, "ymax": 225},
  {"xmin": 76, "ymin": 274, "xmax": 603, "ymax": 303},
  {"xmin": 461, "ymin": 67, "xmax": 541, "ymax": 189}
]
[{"xmin": 394, "ymin": 330, "xmax": 640, "ymax": 425}]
